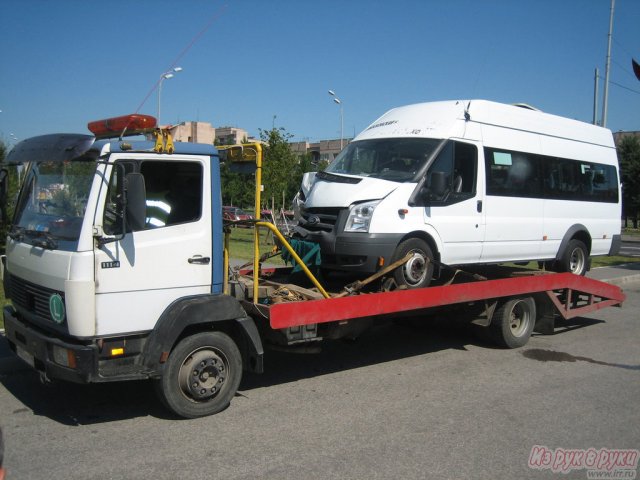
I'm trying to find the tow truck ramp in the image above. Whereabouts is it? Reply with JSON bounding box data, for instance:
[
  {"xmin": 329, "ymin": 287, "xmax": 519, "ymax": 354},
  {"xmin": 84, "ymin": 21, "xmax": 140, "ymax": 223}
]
[{"xmin": 265, "ymin": 272, "xmax": 625, "ymax": 335}]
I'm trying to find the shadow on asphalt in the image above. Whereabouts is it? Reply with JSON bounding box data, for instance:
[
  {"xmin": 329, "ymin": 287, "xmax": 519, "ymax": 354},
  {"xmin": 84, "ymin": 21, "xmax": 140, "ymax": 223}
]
[{"xmin": 0, "ymin": 313, "xmax": 607, "ymax": 426}]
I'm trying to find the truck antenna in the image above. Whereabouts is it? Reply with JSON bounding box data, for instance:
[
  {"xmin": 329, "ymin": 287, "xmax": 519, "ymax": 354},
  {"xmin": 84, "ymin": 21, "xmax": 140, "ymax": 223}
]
[{"xmin": 133, "ymin": 2, "xmax": 229, "ymax": 115}]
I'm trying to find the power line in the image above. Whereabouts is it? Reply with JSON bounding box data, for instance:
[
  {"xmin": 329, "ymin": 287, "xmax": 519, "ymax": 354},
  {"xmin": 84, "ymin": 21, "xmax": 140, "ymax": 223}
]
[
  {"xmin": 609, "ymin": 79, "xmax": 640, "ymax": 95},
  {"xmin": 133, "ymin": 3, "xmax": 229, "ymax": 115}
]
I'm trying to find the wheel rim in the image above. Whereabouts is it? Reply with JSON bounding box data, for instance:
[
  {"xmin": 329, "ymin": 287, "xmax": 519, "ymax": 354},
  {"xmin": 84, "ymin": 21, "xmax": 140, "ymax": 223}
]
[
  {"xmin": 178, "ymin": 347, "xmax": 229, "ymax": 403},
  {"xmin": 509, "ymin": 300, "xmax": 532, "ymax": 337},
  {"xmin": 569, "ymin": 247, "xmax": 586, "ymax": 274},
  {"xmin": 402, "ymin": 250, "xmax": 428, "ymax": 286}
]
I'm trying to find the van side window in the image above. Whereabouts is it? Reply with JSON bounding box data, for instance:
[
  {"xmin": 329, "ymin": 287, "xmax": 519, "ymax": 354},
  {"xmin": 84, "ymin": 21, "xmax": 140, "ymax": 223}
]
[
  {"xmin": 485, "ymin": 149, "xmax": 541, "ymax": 197},
  {"xmin": 485, "ymin": 147, "xmax": 618, "ymax": 203},
  {"xmin": 424, "ymin": 141, "xmax": 477, "ymax": 203},
  {"xmin": 543, "ymin": 158, "xmax": 618, "ymax": 202}
]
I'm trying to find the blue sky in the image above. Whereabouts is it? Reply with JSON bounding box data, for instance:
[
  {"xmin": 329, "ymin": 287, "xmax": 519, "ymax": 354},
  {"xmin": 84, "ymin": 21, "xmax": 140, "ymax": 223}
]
[{"xmin": 1, "ymin": 0, "xmax": 639, "ymax": 146}]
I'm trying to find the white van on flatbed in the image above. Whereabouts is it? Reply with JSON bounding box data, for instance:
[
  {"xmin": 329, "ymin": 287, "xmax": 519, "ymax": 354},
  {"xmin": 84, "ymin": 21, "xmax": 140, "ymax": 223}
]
[{"xmin": 295, "ymin": 100, "xmax": 621, "ymax": 288}]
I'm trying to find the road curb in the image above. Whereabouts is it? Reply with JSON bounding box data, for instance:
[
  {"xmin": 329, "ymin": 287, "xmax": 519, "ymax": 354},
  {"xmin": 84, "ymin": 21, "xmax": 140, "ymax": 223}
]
[{"xmin": 599, "ymin": 274, "xmax": 640, "ymax": 287}]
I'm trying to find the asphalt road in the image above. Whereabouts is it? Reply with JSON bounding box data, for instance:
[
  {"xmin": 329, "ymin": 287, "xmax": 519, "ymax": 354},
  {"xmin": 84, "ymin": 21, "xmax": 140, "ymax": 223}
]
[{"xmin": 1, "ymin": 282, "xmax": 639, "ymax": 480}]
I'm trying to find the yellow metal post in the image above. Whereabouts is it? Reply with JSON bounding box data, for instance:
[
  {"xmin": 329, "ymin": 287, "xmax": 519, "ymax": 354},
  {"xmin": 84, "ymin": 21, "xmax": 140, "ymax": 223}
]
[
  {"xmin": 256, "ymin": 221, "xmax": 330, "ymax": 299},
  {"xmin": 223, "ymin": 227, "xmax": 230, "ymax": 295},
  {"xmin": 219, "ymin": 143, "xmax": 329, "ymax": 301}
]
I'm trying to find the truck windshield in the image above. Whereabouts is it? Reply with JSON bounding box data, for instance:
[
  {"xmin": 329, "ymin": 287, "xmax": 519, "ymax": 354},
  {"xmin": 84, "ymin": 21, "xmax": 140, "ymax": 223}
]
[
  {"xmin": 325, "ymin": 138, "xmax": 442, "ymax": 182},
  {"xmin": 12, "ymin": 159, "xmax": 96, "ymax": 248}
]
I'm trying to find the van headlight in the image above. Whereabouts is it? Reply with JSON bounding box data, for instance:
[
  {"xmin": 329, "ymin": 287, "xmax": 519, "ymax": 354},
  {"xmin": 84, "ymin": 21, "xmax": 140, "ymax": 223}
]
[{"xmin": 344, "ymin": 200, "xmax": 380, "ymax": 232}]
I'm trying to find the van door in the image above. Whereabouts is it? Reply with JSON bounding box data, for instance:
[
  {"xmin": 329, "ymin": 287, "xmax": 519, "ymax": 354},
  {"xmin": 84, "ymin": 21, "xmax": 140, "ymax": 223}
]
[
  {"xmin": 422, "ymin": 140, "xmax": 484, "ymax": 264},
  {"xmin": 94, "ymin": 155, "xmax": 212, "ymax": 336},
  {"xmin": 480, "ymin": 148, "xmax": 543, "ymax": 263}
]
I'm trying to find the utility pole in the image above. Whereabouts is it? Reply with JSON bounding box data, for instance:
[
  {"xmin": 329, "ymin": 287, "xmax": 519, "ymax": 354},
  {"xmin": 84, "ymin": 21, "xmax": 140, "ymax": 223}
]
[
  {"xmin": 601, "ymin": 0, "xmax": 615, "ymax": 128},
  {"xmin": 593, "ymin": 68, "xmax": 600, "ymax": 125}
]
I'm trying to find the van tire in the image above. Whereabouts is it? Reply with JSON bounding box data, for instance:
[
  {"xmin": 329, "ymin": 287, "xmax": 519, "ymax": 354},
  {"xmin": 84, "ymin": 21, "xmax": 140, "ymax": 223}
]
[
  {"xmin": 489, "ymin": 297, "xmax": 536, "ymax": 348},
  {"xmin": 155, "ymin": 331, "xmax": 242, "ymax": 418},
  {"xmin": 392, "ymin": 238, "xmax": 435, "ymax": 289},
  {"xmin": 556, "ymin": 239, "xmax": 589, "ymax": 276}
]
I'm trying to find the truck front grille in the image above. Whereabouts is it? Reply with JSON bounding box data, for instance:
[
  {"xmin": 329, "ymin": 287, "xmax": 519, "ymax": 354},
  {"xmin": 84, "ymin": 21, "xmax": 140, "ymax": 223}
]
[{"xmin": 7, "ymin": 274, "xmax": 64, "ymax": 324}]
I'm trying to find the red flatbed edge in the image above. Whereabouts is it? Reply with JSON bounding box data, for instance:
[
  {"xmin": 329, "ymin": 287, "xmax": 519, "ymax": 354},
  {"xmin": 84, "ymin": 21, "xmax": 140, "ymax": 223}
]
[{"xmin": 266, "ymin": 272, "xmax": 625, "ymax": 329}]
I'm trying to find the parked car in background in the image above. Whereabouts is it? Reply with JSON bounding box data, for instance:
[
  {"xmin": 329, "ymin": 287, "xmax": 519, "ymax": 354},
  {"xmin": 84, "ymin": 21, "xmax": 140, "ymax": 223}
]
[{"xmin": 223, "ymin": 206, "xmax": 253, "ymax": 226}]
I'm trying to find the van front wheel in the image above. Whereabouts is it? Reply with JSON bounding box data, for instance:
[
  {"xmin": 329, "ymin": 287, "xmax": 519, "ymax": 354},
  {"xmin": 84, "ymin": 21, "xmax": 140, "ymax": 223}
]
[{"xmin": 392, "ymin": 238, "xmax": 435, "ymax": 289}]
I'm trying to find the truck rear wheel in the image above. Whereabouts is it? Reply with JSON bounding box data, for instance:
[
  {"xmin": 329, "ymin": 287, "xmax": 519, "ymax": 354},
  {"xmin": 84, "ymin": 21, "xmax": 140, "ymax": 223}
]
[
  {"xmin": 489, "ymin": 297, "xmax": 536, "ymax": 348},
  {"xmin": 155, "ymin": 331, "xmax": 242, "ymax": 418},
  {"xmin": 392, "ymin": 238, "xmax": 434, "ymax": 289}
]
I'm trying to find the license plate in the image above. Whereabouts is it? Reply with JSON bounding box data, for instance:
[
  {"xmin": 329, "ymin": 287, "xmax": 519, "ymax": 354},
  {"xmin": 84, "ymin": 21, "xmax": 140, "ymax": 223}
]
[{"xmin": 16, "ymin": 345, "xmax": 35, "ymax": 368}]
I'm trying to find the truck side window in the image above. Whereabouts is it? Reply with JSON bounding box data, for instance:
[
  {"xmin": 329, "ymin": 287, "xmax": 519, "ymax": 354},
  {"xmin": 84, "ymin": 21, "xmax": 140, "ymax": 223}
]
[
  {"xmin": 140, "ymin": 161, "xmax": 203, "ymax": 229},
  {"xmin": 103, "ymin": 161, "xmax": 203, "ymax": 233}
]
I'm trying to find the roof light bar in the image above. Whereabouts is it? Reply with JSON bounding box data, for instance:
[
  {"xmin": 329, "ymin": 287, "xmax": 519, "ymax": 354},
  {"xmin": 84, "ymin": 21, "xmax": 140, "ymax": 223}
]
[{"xmin": 88, "ymin": 114, "xmax": 157, "ymax": 139}]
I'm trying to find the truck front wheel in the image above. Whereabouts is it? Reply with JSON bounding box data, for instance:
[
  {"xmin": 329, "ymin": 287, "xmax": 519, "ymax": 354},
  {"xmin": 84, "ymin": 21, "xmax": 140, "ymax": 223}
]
[{"xmin": 155, "ymin": 331, "xmax": 242, "ymax": 418}]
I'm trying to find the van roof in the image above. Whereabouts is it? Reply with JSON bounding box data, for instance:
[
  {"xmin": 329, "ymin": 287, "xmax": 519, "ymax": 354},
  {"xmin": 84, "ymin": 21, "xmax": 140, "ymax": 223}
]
[{"xmin": 355, "ymin": 100, "xmax": 614, "ymax": 149}]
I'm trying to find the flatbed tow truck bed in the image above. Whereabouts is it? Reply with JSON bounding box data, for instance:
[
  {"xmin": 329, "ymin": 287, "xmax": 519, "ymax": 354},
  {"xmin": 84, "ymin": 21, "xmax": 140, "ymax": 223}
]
[{"xmin": 233, "ymin": 263, "xmax": 626, "ymax": 347}]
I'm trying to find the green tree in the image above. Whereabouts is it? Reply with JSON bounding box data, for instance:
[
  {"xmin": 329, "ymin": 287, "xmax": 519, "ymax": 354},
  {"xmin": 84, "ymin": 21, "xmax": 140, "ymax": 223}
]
[
  {"xmin": 259, "ymin": 127, "xmax": 299, "ymax": 210},
  {"xmin": 220, "ymin": 162, "xmax": 253, "ymax": 208},
  {"xmin": 618, "ymin": 136, "xmax": 640, "ymax": 228},
  {"xmin": 0, "ymin": 140, "xmax": 22, "ymax": 253}
]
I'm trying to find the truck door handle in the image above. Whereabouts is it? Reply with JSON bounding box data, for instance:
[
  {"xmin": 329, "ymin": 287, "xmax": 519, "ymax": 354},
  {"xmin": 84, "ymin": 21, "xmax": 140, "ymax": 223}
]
[
  {"xmin": 477, "ymin": 200, "xmax": 483, "ymax": 213},
  {"xmin": 188, "ymin": 256, "xmax": 211, "ymax": 265}
]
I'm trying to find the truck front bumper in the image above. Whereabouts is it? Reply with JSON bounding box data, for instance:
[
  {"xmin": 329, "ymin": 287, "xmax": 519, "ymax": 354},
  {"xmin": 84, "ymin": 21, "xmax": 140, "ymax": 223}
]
[{"xmin": 3, "ymin": 306, "xmax": 98, "ymax": 384}]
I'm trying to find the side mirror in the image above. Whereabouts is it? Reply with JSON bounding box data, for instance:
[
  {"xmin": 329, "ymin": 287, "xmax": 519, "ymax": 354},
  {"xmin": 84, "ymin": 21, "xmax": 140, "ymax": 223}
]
[
  {"xmin": 430, "ymin": 171, "xmax": 447, "ymax": 198},
  {"xmin": 125, "ymin": 173, "xmax": 146, "ymax": 231}
]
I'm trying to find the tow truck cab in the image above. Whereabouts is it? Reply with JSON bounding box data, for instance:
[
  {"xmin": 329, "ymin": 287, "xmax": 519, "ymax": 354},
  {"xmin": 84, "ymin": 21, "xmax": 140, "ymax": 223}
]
[{"xmin": 1, "ymin": 115, "xmax": 263, "ymax": 390}]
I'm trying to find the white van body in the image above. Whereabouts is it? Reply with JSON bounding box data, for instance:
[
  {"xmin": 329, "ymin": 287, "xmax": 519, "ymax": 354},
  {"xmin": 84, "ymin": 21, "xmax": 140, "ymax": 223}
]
[{"xmin": 295, "ymin": 100, "xmax": 621, "ymax": 287}]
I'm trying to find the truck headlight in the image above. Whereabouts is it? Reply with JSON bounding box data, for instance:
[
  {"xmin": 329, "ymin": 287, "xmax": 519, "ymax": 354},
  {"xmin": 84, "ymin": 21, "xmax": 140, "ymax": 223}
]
[{"xmin": 344, "ymin": 200, "xmax": 380, "ymax": 232}]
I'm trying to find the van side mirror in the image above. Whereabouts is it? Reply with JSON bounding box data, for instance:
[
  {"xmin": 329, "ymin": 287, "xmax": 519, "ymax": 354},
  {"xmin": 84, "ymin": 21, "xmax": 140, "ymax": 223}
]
[
  {"xmin": 125, "ymin": 173, "xmax": 146, "ymax": 231},
  {"xmin": 430, "ymin": 171, "xmax": 447, "ymax": 198}
]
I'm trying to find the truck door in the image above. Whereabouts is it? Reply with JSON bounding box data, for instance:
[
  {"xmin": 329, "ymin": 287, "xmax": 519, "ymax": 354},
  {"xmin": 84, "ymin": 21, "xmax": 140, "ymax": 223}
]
[
  {"xmin": 423, "ymin": 140, "xmax": 484, "ymax": 264},
  {"xmin": 94, "ymin": 155, "xmax": 212, "ymax": 336}
]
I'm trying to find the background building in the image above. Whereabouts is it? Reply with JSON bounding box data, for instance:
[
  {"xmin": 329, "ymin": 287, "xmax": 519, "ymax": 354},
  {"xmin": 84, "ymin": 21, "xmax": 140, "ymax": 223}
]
[
  {"xmin": 614, "ymin": 131, "xmax": 640, "ymax": 145},
  {"xmin": 169, "ymin": 121, "xmax": 251, "ymax": 146},
  {"xmin": 289, "ymin": 138, "xmax": 351, "ymax": 165},
  {"xmin": 170, "ymin": 121, "xmax": 216, "ymax": 144}
]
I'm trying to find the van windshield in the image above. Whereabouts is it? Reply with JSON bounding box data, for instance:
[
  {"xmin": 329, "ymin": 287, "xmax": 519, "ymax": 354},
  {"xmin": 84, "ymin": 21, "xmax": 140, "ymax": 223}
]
[{"xmin": 325, "ymin": 138, "xmax": 442, "ymax": 182}]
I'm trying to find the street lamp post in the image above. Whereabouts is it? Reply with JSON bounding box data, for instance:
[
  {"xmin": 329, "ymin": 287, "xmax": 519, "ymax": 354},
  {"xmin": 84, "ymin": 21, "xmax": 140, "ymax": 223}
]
[
  {"xmin": 157, "ymin": 67, "xmax": 183, "ymax": 124},
  {"xmin": 328, "ymin": 90, "xmax": 344, "ymax": 150}
]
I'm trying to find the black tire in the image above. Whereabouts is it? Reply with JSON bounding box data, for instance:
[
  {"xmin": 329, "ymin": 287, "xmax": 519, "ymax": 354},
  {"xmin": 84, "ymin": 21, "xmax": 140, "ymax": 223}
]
[
  {"xmin": 392, "ymin": 238, "xmax": 435, "ymax": 289},
  {"xmin": 556, "ymin": 239, "xmax": 589, "ymax": 276},
  {"xmin": 155, "ymin": 331, "xmax": 242, "ymax": 418},
  {"xmin": 489, "ymin": 297, "xmax": 536, "ymax": 349}
]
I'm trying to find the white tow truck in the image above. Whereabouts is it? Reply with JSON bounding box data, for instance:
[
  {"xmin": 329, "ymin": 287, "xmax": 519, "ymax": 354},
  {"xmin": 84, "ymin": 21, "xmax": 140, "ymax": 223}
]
[{"xmin": 1, "ymin": 114, "xmax": 626, "ymax": 418}]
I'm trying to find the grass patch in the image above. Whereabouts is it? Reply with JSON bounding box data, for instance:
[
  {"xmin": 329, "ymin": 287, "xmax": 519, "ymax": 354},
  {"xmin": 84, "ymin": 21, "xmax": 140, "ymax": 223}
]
[
  {"xmin": 227, "ymin": 226, "xmax": 285, "ymax": 264},
  {"xmin": 591, "ymin": 255, "xmax": 640, "ymax": 267}
]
